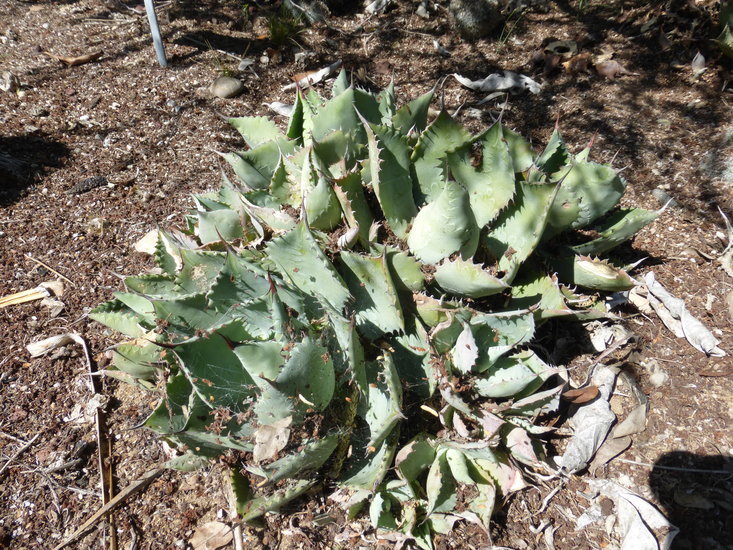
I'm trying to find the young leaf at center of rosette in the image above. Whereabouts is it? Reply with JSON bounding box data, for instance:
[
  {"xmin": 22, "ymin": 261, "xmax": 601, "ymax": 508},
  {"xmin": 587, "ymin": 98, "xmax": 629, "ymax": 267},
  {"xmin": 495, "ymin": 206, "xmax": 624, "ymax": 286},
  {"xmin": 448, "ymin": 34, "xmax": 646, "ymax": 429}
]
[{"xmin": 448, "ymin": 122, "xmax": 516, "ymax": 228}]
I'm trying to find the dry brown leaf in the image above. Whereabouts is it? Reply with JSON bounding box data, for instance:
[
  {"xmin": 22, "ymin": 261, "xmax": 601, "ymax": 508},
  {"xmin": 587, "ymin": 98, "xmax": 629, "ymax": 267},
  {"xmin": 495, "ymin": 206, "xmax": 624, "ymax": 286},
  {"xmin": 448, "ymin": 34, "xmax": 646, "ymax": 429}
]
[
  {"xmin": 266, "ymin": 47, "xmax": 282, "ymax": 65},
  {"xmin": 589, "ymin": 435, "xmax": 632, "ymax": 474},
  {"xmin": 697, "ymin": 363, "xmax": 733, "ymax": 377},
  {"xmin": 252, "ymin": 416, "xmax": 292, "ymax": 463},
  {"xmin": 595, "ymin": 60, "xmax": 635, "ymax": 80},
  {"xmin": 563, "ymin": 52, "xmax": 592, "ymax": 74},
  {"xmin": 47, "ymin": 51, "xmax": 103, "ymax": 67},
  {"xmin": 189, "ymin": 522, "xmax": 233, "ymax": 550},
  {"xmin": 562, "ymin": 385, "xmax": 600, "ymax": 404}
]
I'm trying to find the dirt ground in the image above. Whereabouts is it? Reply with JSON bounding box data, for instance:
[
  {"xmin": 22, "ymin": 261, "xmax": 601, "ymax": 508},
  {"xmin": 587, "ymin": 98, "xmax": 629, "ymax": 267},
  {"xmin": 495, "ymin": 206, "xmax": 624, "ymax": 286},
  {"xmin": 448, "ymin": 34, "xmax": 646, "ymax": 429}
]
[{"xmin": 1, "ymin": 1, "xmax": 732, "ymax": 549}]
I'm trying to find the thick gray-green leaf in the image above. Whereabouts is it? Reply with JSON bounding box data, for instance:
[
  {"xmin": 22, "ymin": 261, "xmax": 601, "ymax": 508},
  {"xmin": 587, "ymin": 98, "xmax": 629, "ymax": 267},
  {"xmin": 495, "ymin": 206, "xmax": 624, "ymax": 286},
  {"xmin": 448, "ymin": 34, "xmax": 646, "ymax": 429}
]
[
  {"xmin": 229, "ymin": 115, "xmax": 287, "ymax": 149},
  {"xmin": 360, "ymin": 355, "xmax": 403, "ymax": 449},
  {"xmin": 571, "ymin": 208, "xmax": 658, "ymax": 256},
  {"xmin": 276, "ymin": 336, "xmax": 335, "ymax": 411},
  {"xmin": 262, "ymin": 433, "xmax": 339, "ymax": 484},
  {"xmin": 364, "ymin": 122, "xmax": 417, "ymax": 238},
  {"xmin": 550, "ymin": 160, "xmax": 626, "ymax": 231},
  {"xmin": 392, "ymin": 89, "xmax": 433, "ymax": 136},
  {"xmin": 502, "ymin": 126, "xmax": 534, "ymax": 172},
  {"xmin": 111, "ymin": 342, "xmax": 161, "ymax": 381},
  {"xmin": 369, "ymin": 491, "xmax": 398, "ymax": 530},
  {"xmin": 173, "ymin": 333, "xmax": 257, "ymax": 410},
  {"xmin": 196, "ymin": 209, "xmax": 244, "ymax": 244},
  {"xmin": 89, "ymin": 300, "xmax": 149, "ymax": 338},
  {"xmin": 340, "ymin": 426, "xmax": 397, "ymax": 490},
  {"xmin": 411, "ymin": 111, "xmax": 473, "ymax": 202},
  {"xmin": 434, "ymin": 258, "xmax": 508, "ymax": 299},
  {"xmin": 449, "ymin": 123, "xmax": 516, "ymax": 227},
  {"xmin": 426, "ymin": 449, "xmax": 457, "ymax": 515},
  {"xmin": 471, "ymin": 312, "xmax": 536, "ymax": 372},
  {"xmin": 208, "ymin": 253, "xmax": 270, "ymax": 309},
  {"xmin": 395, "ymin": 436, "xmax": 436, "ymax": 482},
  {"xmin": 265, "ymin": 221, "xmax": 350, "ymax": 310},
  {"xmin": 408, "ymin": 181, "xmax": 477, "ymax": 264},
  {"xmin": 339, "ymin": 251, "xmax": 404, "ymax": 338},
  {"xmin": 484, "ymin": 181, "xmax": 558, "ymax": 283},
  {"xmin": 176, "ymin": 250, "xmax": 226, "ymax": 295},
  {"xmin": 390, "ymin": 324, "xmax": 437, "ymax": 398},
  {"xmin": 145, "ymin": 373, "xmax": 196, "ymax": 433},
  {"xmin": 473, "ymin": 350, "xmax": 552, "ymax": 398},
  {"xmin": 233, "ymin": 341, "xmax": 285, "ymax": 388}
]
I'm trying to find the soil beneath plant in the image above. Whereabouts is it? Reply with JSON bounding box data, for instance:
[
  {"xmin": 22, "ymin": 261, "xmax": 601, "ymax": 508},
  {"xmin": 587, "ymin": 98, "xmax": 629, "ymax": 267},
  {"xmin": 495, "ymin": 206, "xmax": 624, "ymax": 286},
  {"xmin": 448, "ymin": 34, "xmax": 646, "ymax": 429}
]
[{"xmin": 1, "ymin": 1, "xmax": 732, "ymax": 549}]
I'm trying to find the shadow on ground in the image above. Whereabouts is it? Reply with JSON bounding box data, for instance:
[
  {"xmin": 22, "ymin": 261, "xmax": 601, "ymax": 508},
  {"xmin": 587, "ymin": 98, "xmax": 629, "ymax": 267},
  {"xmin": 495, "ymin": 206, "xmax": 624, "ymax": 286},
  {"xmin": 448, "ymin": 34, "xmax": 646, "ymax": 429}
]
[
  {"xmin": 0, "ymin": 135, "xmax": 70, "ymax": 206},
  {"xmin": 650, "ymin": 451, "xmax": 733, "ymax": 550}
]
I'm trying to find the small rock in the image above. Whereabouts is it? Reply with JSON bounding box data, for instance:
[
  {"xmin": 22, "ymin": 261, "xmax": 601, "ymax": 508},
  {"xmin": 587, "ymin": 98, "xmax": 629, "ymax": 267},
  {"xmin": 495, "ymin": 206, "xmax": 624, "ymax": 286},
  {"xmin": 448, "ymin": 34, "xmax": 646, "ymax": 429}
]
[
  {"xmin": 66, "ymin": 175, "xmax": 108, "ymax": 195},
  {"xmin": 0, "ymin": 71, "xmax": 20, "ymax": 93},
  {"xmin": 210, "ymin": 76, "xmax": 244, "ymax": 99},
  {"xmin": 726, "ymin": 290, "xmax": 733, "ymax": 322},
  {"xmin": 416, "ymin": 0, "xmax": 430, "ymax": 19},
  {"xmin": 31, "ymin": 106, "xmax": 49, "ymax": 117},
  {"xmin": 651, "ymin": 188, "xmax": 678, "ymax": 208},
  {"xmin": 449, "ymin": 0, "xmax": 501, "ymax": 40}
]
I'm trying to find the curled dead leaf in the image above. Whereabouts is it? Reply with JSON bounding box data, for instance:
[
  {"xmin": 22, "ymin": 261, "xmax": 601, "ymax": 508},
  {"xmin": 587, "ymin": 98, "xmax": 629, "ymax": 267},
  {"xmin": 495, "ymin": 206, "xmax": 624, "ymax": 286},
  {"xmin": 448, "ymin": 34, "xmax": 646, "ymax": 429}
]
[
  {"xmin": 563, "ymin": 52, "xmax": 593, "ymax": 74},
  {"xmin": 46, "ymin": 51, "xmax": 103, "ymax": 67},
  {"xmin": 562, "ymin": 385, "xmax": 600, "ymax": 404}
]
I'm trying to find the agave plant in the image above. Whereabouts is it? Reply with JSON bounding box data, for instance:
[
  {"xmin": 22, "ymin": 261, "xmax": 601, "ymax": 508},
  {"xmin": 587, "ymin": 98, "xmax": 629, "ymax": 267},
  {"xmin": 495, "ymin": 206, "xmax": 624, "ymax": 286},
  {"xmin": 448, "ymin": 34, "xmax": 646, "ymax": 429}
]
[{"xmin": 91, "ymin": 73, "xmax": 656, "ymax": 547}]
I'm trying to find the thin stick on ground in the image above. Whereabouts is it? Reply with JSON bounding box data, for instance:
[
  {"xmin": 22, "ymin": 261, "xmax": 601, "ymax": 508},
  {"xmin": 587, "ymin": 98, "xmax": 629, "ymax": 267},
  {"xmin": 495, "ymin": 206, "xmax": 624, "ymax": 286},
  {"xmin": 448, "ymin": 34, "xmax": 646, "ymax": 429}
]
[
  {"xmin": 52, "ymin": 468, "xmax": 165, "ymax": 550},
  {"xmin": 0, "ymin": 433, "xmax": 39, "ymax": 477},
  {"xmin": 616, "ymin": 458, "xmax": 733, "ymax": 475},
  {"xmin": 24, "ymin": 254, "xmax": 74, "ymax": 287}
]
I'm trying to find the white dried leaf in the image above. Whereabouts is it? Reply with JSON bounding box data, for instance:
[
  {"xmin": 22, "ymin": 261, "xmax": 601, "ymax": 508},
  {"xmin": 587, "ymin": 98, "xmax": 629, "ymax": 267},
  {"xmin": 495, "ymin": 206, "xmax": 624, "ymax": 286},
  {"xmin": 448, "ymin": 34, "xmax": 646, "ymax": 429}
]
[
  {"xmin": 365, "ymin": 0, "xmax": 390, "ymax": 14},
  {"xmin": 587, "ymin": 479, "xmax": 679, "ymax": 550},
  {"xmin": 644, "ymin": 272, "xmax": 726, "ymax": 356},
  {"xmin": 554, "ymin": 365, "xmax": 617, "ymax": 473},
  {"xmin": 134, "ymin": 229, "xmax": 159, "ymax": 254},
  {"xmin": 433, "ymin": 40, "xmax": 451, "ymax": 57},
  {"xmin": 453, "ymin": 71, "xmax": 542, "ymax": 95},
  {"xmin": 691, "ymin": 51, "xmax": 706, "ymax": 76},
  {"xmin": 27, "ymin": 333, "xmax": 80, "ymax": 357},
  {"xmin": 337, "ymin": 225, "xmax": 360, "ymax": 250},
  {"xmin": 451, "ymin": 322, "xmax": 478, "ymax": 373},
  {"xmin": 263, "ymin": 101, "xmax": 294, "ymax": 117},
  {"xmin": 282, "ymin": 60, "xmax": 342, "ymax": 91},
  {"xmin": 611, "ymin": 403, "xmax": 647, "ymax": 438}
]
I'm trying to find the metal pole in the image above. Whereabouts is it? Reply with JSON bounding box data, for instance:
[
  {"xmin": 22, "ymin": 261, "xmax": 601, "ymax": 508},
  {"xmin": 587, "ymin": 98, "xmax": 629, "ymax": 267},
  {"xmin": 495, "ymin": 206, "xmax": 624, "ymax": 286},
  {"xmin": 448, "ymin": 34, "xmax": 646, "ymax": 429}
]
[{"xmin": 144, "ymin": 0, "xmax": 168, "ymax": 67}]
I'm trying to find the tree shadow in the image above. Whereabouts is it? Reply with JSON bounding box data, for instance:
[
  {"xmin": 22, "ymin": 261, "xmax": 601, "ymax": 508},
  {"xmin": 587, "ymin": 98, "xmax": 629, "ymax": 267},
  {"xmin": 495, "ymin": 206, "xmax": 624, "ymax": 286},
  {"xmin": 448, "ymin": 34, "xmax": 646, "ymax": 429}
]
[
  {"xmin": 649, "ymin": 451, "xmax": 733, "ymax": 550},
  {"xmin": 0, "ymin": 135, "xmax": 70, "ymax": 206}
]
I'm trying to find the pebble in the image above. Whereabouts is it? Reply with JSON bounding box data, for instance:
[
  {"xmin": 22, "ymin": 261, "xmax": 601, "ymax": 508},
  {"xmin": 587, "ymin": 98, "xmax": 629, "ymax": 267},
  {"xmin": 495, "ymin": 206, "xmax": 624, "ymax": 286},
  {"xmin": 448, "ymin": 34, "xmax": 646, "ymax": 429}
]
[
  {"xmin": 0, "ymin": 71, "xmax": 19, "ymax": 93},
  {"xmin": 210, "ymin": 76, "xmax": 244, "ymax": 98},
  {"xmin": 726, "ymin": 290, "xmax": 733, "ymax": 322},
  {"xmin": 651, "ymin": 188, "xmax": 678, "ymax": 208},
  {"xmin": 66, "ymin": 175, "xmax": 108, "ymax": 195}
]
